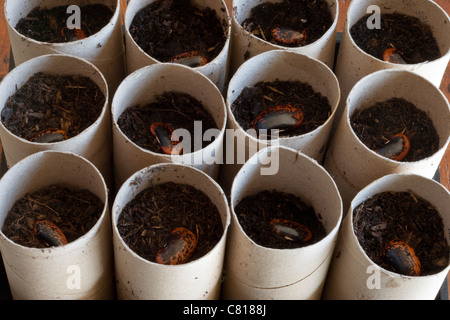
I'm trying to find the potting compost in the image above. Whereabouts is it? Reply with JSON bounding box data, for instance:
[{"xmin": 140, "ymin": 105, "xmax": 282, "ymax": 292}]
[
  {"xmin": 350, "ymin": 97, "xmax": 439, "ymax": 162},
  {"xmin": 241, "ymin": 0, "xmax": 333, "ymax": 47},
  {"xmin": 117, "ymin": 182, "xmax": 223, "ymax": 264},
  {"xmin": 234, "ymin": 190, "xmax": 326, "ymax": 249},
  {"xmin": 350, "ymin": 13, "xmax": 441, "ymax": 64},
  {"xmin": 129, "ymin": 0, "xmax": 227, "ymax": 64},
  {"xmin": 117, "ymin": 91, "xmax": 218, "ymax": 154},
  {"xmin": 2, "ymin": 185, "xmax": 104, "ymax": 248},
  {"xmin": 353, "ymin": 191, "xmax": 449, "ymax": 276},
  {"xmin": 231, "ymin": 80, "xmax": 331, "ymax": 138},
  {"xmin": 15, "ymin": 4, "xmax": 114, "ymax": 43},
  {"xmin": 1, "ymin": 72, "xmax": 105, "ymax": 142}
]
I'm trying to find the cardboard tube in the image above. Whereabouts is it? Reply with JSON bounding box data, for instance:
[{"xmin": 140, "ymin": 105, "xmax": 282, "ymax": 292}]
[
  {"xmin": 112, "ymin": 163, "xmax": 231, "ymax": 300},
  {"xmin": 324, "ymin": 69, "xmax": 450, "ymax": 212},
  {"xmin": 124, "ymin": 0, "xmax": 231, "ymax": 92},
  {"xmin": 0, "ymin": 54, "xmax": 113, "ymax": 188},
  {"xmin": 111, "ymin": 63, "xmax": 227, "ymax": 191},
  {"xmin": 5, "ymin": 0, "xmax": 126, "ymax": 95},
  {"xmin": 332, "ymin": 0, "xmax": 450, "ymax": 129},
  {"xmin": 218, "ymin": 50, "xmax": 340, "ymax": 195},
  {"xmin": 221, "ymin": 146, "xmax": 342, "ymax": 299},
  {"xmin": 222, "ymin": 249, "xmax": 334, "ymax": 300},
  {"xmin": 322, "ymin": 173, "xmax": 450, "ymax": 300},
  {"xmin": 229, "ymin": 0, "xmax": 338, "ymax": 75},
  {"xmin": 0, "ymin": 151, "xmax": 114, "ymax": 300}
]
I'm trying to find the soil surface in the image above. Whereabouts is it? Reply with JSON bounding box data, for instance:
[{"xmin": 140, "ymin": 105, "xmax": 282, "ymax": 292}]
[
  {"xmin": 350, "ymin": 97, "xmax": 439, "ymax": 162},
  {"xmin": 117, "ymin": 91, "xmax": 218, "ymax": 154},
  {"xmin": 1, "ymin": 72, "xmax": 105, "ymax": 142},
  {"xmin": 15, "ymin": 4, "xmax": 114, "ymax": 43},
  {"xmin": 231, "ymin": 80, "xmax": 331, "ymax": 138},
  {"xmin": 241, "ymin": 0, "xmax": 333, "ymax": 47},
  {"xmin": 2, "ymin": 185, "xmax": 104, "ymax": 248},
  {"xmin": 129, "ymin": 0, "xmax": 227, "ymax": 63},
  {"xmin": 350, "ymin": 13, "xmax": 441, "ymax": 64},
  {"xmin": 117, "ymin": 182, "xmax": 224, "ymax": 263},
  {"xmin": 234, "ymin": 190, "xmax": 327, "ymax": 249},
  {"xmin": 353, "ymin": 191, "xmax": 449, "ymax": 276}
]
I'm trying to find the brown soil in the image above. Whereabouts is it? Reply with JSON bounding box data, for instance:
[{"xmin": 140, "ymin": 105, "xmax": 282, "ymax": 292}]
[
  {"xmin": 2, "ymin": 185, "xmax": 104, "ymax": 248},
  {"xmin": 116, "ymin": 182, "xmax": 224, "ymax": 263},
  {"xmin": 350, "ymin": 13, "xmax": 441, "ymax": 64},
  {"xmin": 350, "ymin": 97, "xmax": 439, "ymax": 162},
  {"xmin": 117, "ymin": 91, "xmax": 218, "ymax": 154},
  {"xmin": 15, "ymin": 4, "xmax": 114, "ymax": 43},
  {"xmin": 231, "ymin": 80, "xmax": 331, "ymax": 138},
  {"xmin": 1, "ymin": 72, "xmax": 105, "ymax": 141},
  {"xmin": 241, "ymin": 0, "xmax": 333, "ymax": 47},
  {"xmin": 129, "ymin": 0, "xmax": 228, "ymax": 63},
  {"xmin": 353, "ymin": 191, "xmax": 449, "ymax": 276},
  {"xmin": 234, "ymin": 190, "xmax": 327, "ymax": 249}
]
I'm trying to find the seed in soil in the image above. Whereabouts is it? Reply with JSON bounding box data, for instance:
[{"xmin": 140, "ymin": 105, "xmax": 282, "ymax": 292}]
[
  {"xmin": 383, "ymin": 48, "xmax": 406, "ymax": 64},
  {"xmin": 155, "ymin": 227, "xmax": 198, "ymax": 265},
  {"xmin": 383, "ymin": 239, "xmax": 422, "ymax": 276},
  {"xmin": 350, "ymin": 97, "xmax": 439, "ymax": 162},
  {"xmin": 34, "ymin": 220, "xmax": 68, "ymax": 247},
  {"xmin": 270, "ymin": 218, "xmax": 312, "ymax": 243},
  {"xmin": 1, "ymin": 185, "xmax": 104, "ymax": 249},
  {"xmin": 15, "ymin": 4, "xmax": 114, "ymax": 43},
  {"xmin": 251, "ymin": 104, "xmax": 304, "ymax": 134},
  {"xmin": 30, "ymin": 128, "xmax": 69, "ymax": 144},
  {"xmin": 170, "ymin": 51, "xmax": 208, "ymax": 68},
  {"xmin": 1, "ymin": 72, "xmax": 105, "ymax": 141},
  {"xmin": 350, "ymin": 13, "xmax": 441, "ymax": 64},
  {"xmin": 116, "ymin": 182, "xmax": 223, "ymax": 263},
  {"xmin": 231, "ymin": 80, "xmax": 331, "ymax": 138},
  {"xmin": 1, "ymin": 107, "xmax": 13, "ymax": 121},
  {"xmin": 150, "ymin": 122, "xmax": 183, "ymax": 155},
  {"xmin": 234, "ymin": 190, "xmax": 327, "ymax": 249},
  {"xmin": 129, "ymin": 0, "xmax": 227, "ymax": 64},
  {"xmin": 271, "ymin": 25, "xmax": 307, "ymax": 45},
  {"xmin": 60, "ymin": 26, "xmax": 86, "ymax": 42},
  {"xmin": 375, "ymin": 132, "xmax": 410, "ymax": 161},
  {"xmin": 353, "ymin": 191, "xmax": 449, "ymax": 276},
  {"xmin": 241, "ymin": 0, "xmax": 333, "ymax": 48},
  {"xmin": 117, "ymin": 92, "xmax": 218, "ymax": 154}
]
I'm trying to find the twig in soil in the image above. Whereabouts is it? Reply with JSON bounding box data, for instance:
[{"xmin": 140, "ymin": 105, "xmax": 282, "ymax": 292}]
[
  {"xmin": 266, "ymin": 86, "xmax": 284, "ymax": 95},
  {"xmin": 25, "ymin": 196, "xmax": 61, "ymax": 216},
  {"xmin": 207, "ymin": 41, "xmax": 221, "ymax": 53},
  {"xmin": 408, "ymin": 189, "xmax": 419, "ymax": 203},
  {"xmin": 258, "ymin": 24, "xmax": 267, "ymax": 41}
]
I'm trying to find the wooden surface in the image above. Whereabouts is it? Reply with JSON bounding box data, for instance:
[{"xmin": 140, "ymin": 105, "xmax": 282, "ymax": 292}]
[{"xmin": 0, "ymin": 0, "xmax": 449, "ymax": 299}]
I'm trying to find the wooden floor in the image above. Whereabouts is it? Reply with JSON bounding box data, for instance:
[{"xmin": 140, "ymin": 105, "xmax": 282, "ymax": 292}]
[{"xmin": 0, "ymin": 0, "xmax": 449, "ymax": 299}]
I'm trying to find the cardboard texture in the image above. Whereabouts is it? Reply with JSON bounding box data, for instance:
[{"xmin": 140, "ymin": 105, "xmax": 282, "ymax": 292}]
[
  {"xmin": 323, "ymin": 174, "xmax": 450, "ymax": 300},
  {"xmin": 0, "ymin": 151, "xmax": 114, "ymax": 300},
  {"xmin": 111, "ymin": 63, "xmax": 227, "ymax": 190},
  {"xmin": 112, "ymin": 163, "xmax": 231, "ymax": 300},
  {"xmin": 5, "ymin": 0, "xmax": 126, "ymax": 94},
  {"xmin": 0, "ymin": 54, "xmax": 113, "ymax": 187},
  {"xmin": 219, "ymin": 50, "xmax": 340, "ymax": 195},
  {"xmin": 324, "ymin": 69, "xmax": 450, "ymax": 212},
  {"xmin": 222, "ymin": 146, "xmax": 342, "ymax": 299},
  {"xmin": 333, "ymin": 0, "xmax": 450, "ymax": 127},
  {"xmin": 124, "ymin": 0, "xmax": 231, "ymax": 92}
]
